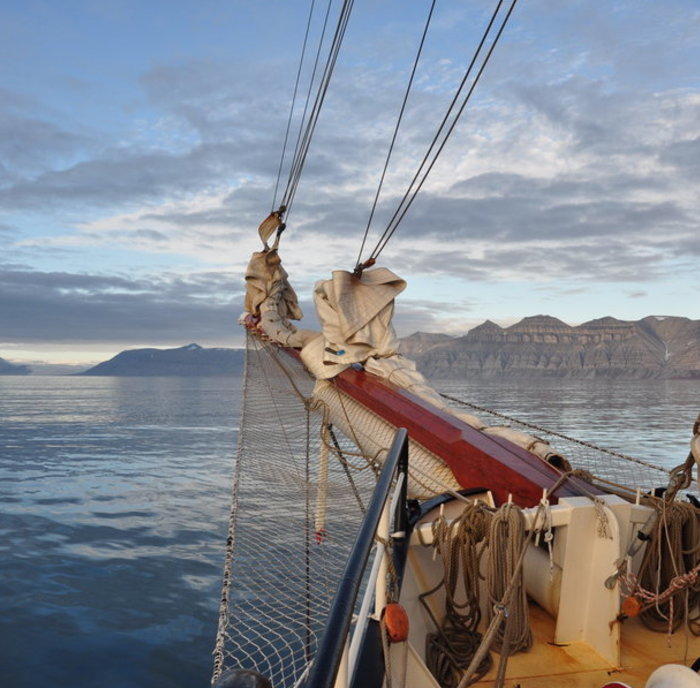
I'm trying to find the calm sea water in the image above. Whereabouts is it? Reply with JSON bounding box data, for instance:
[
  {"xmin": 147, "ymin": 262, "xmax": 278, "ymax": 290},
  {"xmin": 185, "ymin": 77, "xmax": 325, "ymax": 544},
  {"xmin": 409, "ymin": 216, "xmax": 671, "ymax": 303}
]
[
  {"xmin": 0, "ymin": 376, "xmax": 240, "ymax": 688},
  {"xmin": 1, "ymin": 374, "xmax": 698, "ymax": 688}
]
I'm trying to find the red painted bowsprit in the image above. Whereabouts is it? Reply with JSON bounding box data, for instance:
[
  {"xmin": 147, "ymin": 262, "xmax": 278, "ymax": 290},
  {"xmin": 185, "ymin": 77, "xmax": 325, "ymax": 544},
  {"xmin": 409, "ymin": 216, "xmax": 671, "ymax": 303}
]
[
  {"xmin": 332, "ymin": 365, "xmax": 596, "ymax": 507},
  {"xmin": 249, "ymin": 316, "xmax": 598, "ymax": 508}
]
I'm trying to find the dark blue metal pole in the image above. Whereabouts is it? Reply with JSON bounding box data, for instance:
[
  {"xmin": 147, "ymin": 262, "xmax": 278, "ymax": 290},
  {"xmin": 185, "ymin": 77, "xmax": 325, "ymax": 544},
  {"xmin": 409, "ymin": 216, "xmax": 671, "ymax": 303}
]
[{"xmin": 305, "ymin": 428, "xmax": 409, "ymax": 688}]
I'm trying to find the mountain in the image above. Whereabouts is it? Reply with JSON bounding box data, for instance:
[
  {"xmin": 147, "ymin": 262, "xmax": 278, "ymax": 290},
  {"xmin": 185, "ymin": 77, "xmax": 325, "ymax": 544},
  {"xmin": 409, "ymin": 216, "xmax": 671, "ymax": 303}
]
[
  {"xmin": 398, "ymin": 331, "xmax": 454, "ymax": 356},
  {"xmin": 0, "ymin": 357, "xmax": 30, "ymax": 375},
  {"xmin": 80, "ymin": 344, "xmax": 245, "ymax": 376},
  {"xmin": 404, "ymin": 315, "xmax": 700, "ymax": 379}
]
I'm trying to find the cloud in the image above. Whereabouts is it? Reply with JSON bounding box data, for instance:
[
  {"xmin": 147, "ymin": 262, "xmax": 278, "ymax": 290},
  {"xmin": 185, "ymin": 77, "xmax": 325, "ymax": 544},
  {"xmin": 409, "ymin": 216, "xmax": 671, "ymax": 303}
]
[
  {"xmin": 402, "ymin": 238, "xmax": 674, "ymax": 284},
  {"xmin": 1, "ymin": 0, "xmax": 699, "ymax": 356},
  {"xmin": 63, "ymin": 61, "xmax": 695, "ymax": 286},
  {"xmin": 661, "ymin": 136, "xmax": 700, "ymax": 176},
  {"xmin": 0, "ymin": 87, "xmax": 94, "ymax": 178},
  {"xmin": 0, "ymin": 261, "xmax": 480, "ymax": 346},
  {"xmin": 130, "ymin": 229, "xmax": 169, "ymax": 242},
  {"xmin": 391, "ymin": 296, "xmax": 476, "ymax": 336},
  {"xmin": 0, "ymin": 265, "xmax": 245, "ymax": 345}
]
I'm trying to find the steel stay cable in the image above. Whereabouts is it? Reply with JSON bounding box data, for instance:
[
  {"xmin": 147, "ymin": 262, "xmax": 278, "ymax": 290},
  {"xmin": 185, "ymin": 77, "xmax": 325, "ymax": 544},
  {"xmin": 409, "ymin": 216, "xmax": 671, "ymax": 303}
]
[
  {"xmin": 271, "ymin": 0, "xmax": 317, "ymax": 212},
  {"xmin": 369, "ymin": 0, "xmax": 518, "ymax": 263},
  {"xmin": 285, "ymin": 0, "xmax": 352, "ymax": 205},
  {"xmin": 355, "ymin": 0, "xmax": 437, "ymax": 270},
  {"xmin": 360, "ymin": 0, "xmax": 504, "ymax": 262},
  {"xmin": 284, "ymin": 2, "xmax": 353, "ymax": 215},
  {"xmin": 439, "ymin": 392, "xmax": 671, "ymax": 475},
  {"xmin": 288, "ymin": 0, "xmax": 335, "ymax": 212},
  {"xmin": 282, "ymin": 0, "xmax": 351, "ymax": 204},
  {"xmin": 370, "ymin": 0, "xmax": 513, "ymax": 261},
  {"xmin": 282, "ymin": 0, "xmax": 355, "ymax": 215}
]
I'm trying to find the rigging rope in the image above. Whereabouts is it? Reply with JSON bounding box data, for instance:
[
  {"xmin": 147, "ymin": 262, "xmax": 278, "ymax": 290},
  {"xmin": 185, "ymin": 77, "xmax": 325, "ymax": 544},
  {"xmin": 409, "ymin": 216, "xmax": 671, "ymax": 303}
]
[
  {"xmin": 327, "ymin": 424, "xmax": 366, "ymax": 513},
  {"xmin": 280, "ymin": 0, "xmax": 355, "ymax": 217},
  {"xmin": 362, "ymin": 0, "xmax": 518, "ymax": 264},
  {"xmin": 355, "ymin": 0, "xmax": 437, "ymax": 272},
  {"xmin": 212, "ymin": 342, "xmax": 250, "ymax": 683},
  {"xmin": 286, "ymin": 0, "xmax": 335, "ymax": 225},
  {"xmin": 271, "ymin": 0, "xmax": 318, "ymax": 213}
]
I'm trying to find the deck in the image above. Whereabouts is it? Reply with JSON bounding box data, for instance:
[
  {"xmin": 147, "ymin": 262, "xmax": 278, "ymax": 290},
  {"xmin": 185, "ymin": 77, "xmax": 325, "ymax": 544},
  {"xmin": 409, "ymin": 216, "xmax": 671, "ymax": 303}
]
[{"xmin": 474, "ymin": 602, "xmax": 699, "ymax": 687}]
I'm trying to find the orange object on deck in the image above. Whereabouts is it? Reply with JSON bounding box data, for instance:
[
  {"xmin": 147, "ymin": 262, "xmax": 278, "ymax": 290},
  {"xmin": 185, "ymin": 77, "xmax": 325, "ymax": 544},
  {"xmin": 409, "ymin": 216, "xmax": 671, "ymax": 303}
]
[
  {"xmin": 621, "ymin": 595, "xmax": 643, "ymax": 618},
  {"xmin": 382, "ymin": 603, "xmax": 409, "ymax": 643}
]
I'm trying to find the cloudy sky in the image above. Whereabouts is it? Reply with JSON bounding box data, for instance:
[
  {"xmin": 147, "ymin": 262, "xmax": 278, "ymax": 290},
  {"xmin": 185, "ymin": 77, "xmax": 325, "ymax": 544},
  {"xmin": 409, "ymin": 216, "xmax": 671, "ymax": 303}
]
[{"xmin": 1, "ymin": 0, "xmax": 698, "ymax": 364}]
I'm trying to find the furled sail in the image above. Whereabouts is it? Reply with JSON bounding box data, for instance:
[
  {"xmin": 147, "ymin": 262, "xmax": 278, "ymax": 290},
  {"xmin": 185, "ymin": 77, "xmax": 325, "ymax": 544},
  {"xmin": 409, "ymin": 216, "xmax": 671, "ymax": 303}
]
[{"xmin": 239, "ymin": 247, "xmax": 583, "ymax": 498}]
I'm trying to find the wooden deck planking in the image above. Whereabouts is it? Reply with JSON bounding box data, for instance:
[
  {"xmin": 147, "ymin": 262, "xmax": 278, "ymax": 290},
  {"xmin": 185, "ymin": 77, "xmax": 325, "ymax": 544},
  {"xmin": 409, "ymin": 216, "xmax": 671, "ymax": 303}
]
[{"xmin": 474, "ymin": 603, "xmax": 700, "ymax": 687}]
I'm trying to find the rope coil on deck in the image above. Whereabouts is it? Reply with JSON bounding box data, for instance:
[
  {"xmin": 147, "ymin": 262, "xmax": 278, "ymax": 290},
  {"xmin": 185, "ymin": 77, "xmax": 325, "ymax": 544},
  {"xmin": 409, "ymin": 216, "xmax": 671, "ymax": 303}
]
[
  {"xmin": 418, "ymin": 500, "xmax": 542, "ymax": 686},
  {"xmin": 418, "ymin": 502, "xmax": 493, "ymax": 687}
]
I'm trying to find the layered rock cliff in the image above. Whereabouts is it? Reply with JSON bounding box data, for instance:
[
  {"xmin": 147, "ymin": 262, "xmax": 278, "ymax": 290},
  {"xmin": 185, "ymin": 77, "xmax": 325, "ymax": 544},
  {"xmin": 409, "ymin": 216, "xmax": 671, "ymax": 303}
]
[{"xmin": 406, "ymin": 315, "xmax": 700, "ymax": 379}]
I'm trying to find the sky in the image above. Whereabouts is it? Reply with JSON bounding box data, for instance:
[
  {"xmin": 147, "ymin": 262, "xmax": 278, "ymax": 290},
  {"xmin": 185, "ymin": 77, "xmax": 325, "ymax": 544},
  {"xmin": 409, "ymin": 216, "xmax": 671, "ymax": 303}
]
[{"xmin": 1, "ymin": 0, "xmax": 698, "ymax": 364}]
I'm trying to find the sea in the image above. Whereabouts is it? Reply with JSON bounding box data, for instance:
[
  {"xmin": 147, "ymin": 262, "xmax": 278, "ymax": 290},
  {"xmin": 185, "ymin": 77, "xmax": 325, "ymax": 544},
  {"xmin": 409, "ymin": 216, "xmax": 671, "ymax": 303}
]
[{"xmin": 1, "ymin": 374, "xmax": 698, "ymax": 688}]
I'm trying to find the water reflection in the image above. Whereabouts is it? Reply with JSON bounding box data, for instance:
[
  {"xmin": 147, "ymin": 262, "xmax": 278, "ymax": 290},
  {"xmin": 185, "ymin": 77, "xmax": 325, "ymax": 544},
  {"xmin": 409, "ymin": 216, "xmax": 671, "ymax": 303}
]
[{"xmin": 0, "ymin": 376, "xmax": 240, "ymax": 688}]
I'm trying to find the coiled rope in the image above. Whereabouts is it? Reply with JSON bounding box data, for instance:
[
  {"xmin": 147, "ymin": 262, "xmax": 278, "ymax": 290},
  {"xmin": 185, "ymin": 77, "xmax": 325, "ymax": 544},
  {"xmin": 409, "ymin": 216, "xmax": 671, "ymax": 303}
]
[
  {"xmin": 419, "ymin": 502, "xmax": 493, "ymax": 687},
  {"xmin": 456, "ymin": 501, "xmax": 548, "ymax": 688},
  {"xmin": 485, "ymin": 503, "xmax": 533, "ymax": 654},
  {"xmin": 612, "ymin": 415, "xmax": 700, "ymax": 636},
  {"xmin": 628, "ymin": 498, "xmax": 700, "ymax": 635},
  {"xmin": 418, "ymin": 500, "xmax": 540, "ymax": 687}
]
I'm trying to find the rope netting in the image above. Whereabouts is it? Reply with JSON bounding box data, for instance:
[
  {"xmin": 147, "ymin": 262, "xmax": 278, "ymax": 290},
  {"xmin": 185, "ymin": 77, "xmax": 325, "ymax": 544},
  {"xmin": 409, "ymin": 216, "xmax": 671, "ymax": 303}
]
[{"xmin": 212, "ymin": 333, "xmax": 377, "ymax": 686}]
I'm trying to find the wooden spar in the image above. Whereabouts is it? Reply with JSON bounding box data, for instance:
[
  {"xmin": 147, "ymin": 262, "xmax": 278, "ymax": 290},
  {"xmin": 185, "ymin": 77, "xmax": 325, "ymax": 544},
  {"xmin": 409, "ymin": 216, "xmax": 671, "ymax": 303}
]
[
  {"xmin": 245, "ymin": 318, "xmax": 598, "ymax": 507},
  {"xmin": 331, "ymin": 366, "xmax": 597, "ymax": 507}
]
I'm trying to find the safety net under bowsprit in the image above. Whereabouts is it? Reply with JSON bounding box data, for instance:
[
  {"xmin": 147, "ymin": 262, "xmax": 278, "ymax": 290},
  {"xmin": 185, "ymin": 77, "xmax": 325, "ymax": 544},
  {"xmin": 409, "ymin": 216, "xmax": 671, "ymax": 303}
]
[{"xmin": 211, "ymin": 333, "xmax": 379, "ymax": 686}]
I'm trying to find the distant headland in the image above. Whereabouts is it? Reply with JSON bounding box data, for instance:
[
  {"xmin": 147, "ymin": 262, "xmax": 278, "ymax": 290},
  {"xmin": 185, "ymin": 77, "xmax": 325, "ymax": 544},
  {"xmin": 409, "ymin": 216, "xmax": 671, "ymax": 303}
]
[
  {"xmin": 0, "ymin": 357, "xmax": 30, "ymax": 375},
  {"xmin": 79, "ymin": 343, "xmax": 244, "ymax": 376}
]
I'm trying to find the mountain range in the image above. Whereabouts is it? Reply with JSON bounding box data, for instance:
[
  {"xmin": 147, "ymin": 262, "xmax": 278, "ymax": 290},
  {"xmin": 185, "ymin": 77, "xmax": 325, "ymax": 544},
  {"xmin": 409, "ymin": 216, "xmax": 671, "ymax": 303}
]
[
  {"xmin": 1, "ymin": 315, "xmax": 697, "ymax": 378},
  {"xmin": 0, "ymin": 357, "xmax": 30, "ymax": 375},
  {"xmin": 400, "ymin": 315, "xmax": 700, "ymax": 379}
]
